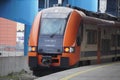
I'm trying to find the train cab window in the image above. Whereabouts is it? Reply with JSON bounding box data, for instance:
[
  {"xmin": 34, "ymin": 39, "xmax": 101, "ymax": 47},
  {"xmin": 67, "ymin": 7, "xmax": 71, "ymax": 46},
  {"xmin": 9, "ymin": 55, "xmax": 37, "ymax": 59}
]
[
  {"xmin": 40, "ymin": 13, "xmax": 69, "ymax": 36},
  {"xmin": 40, "ymin": 18, "xmax": 66, "ymax": 35},
  {"xmin": 87, "ymin": 30, "xmax": 97, "ymax": 44}
]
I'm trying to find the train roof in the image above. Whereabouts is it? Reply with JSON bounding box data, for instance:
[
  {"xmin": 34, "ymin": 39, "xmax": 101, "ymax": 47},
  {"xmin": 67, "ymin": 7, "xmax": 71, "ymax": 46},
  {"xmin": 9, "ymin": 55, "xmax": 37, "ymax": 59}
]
[
  {"xmin": 41, "ymin": 7, "xmax": 73, "ymax": 18},
  {"xmin": 41, "ymin": 7, "xmax": 73, "ymax": 13},
  {"xmin": 40, "ymin": 6, "xmax": 120, "ymax": 27},
  {"xmin": 72, "ymin": 6, "xmax": 120, "ymax": 27},
  {"xmin": 41, "ymin": 6, "xmax": 119, "ymax": 21},
  {"xmin": 72, "ymin": 6, "xmax": 119, "ymax": 21}
]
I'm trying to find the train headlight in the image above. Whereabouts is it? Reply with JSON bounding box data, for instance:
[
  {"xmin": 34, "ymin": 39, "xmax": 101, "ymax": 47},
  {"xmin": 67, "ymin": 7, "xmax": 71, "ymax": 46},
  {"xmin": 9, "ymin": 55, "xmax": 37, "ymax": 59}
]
[
  {"xmin": 28, "ymin": 46, "xmax": 37, "ymax": 52},
  {"xmin": 64, "ymin": 47, "xmax": 70, "ymax": 52},
  {"xmin": 64, "ymin": 47, "xmax": 75, "ymax": 53}
]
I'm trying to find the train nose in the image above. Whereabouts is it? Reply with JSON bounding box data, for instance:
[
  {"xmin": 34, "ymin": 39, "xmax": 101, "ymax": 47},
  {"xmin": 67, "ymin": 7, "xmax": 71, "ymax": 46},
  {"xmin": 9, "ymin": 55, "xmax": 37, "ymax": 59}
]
[{"xmin": 42, "ymin": 56, "xmax": 52, "ymax": 66}]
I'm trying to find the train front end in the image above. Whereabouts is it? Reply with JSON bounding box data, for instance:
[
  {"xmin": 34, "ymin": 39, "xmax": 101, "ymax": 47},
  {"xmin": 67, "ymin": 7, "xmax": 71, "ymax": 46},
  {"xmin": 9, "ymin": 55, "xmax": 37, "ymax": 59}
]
[{"xmin": 28, "ymin": 7, "xmax": 82, "ymax": 69}]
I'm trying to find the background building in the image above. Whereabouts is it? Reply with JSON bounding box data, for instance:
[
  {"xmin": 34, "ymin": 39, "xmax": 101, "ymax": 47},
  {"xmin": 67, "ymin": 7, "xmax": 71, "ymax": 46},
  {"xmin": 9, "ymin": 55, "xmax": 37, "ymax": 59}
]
[
  {"xmin": 117, "ymin": 0, "xmax": 120, "ymax": 17},
  {"xmin": 39, "ymin": 0, "xmax": 98, "ymax": 12},
  {"xmin": 39, "ymin": 0, "xmax": 120, "ymax": 17},
  {"xmin": 0, "ymin": 0, "xmax": 38, "ymax": 76},
  {"xmin": 0, "ymin": 0, "xmax": 38, "ymax": 55},
  {"xmin": 106, "ymin": 0, "xmax": 120, "ymax": 17}
]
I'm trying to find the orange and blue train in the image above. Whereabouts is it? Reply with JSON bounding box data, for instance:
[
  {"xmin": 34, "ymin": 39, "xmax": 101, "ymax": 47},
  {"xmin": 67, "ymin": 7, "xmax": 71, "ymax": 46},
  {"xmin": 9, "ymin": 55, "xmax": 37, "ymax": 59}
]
[{"xmin": 28, "ymin": 7, "xmax": 120, "ymax": 71}]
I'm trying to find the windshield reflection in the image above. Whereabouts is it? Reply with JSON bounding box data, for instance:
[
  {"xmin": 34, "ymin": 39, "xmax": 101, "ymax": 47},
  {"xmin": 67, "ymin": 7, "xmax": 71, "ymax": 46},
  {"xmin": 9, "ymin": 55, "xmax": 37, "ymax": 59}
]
[{"xmin": 40, "ymin": 18, "xmax": 66, "ymax": 35}]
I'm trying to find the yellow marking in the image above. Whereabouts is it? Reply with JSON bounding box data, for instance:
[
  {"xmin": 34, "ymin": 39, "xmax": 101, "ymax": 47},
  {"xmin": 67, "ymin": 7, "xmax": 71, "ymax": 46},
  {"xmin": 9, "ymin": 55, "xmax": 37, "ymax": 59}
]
[{"xmin": 60, "ymin": 62, "xmax": 120, "ymax": 80}]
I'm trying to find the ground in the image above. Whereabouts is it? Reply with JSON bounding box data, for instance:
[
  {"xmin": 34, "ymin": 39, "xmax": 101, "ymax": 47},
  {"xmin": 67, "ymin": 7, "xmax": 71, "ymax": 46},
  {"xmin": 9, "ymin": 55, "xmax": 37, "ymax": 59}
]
[{"xmin": 0, "ymin": 70, "xmax": 37, "ymax": 80}]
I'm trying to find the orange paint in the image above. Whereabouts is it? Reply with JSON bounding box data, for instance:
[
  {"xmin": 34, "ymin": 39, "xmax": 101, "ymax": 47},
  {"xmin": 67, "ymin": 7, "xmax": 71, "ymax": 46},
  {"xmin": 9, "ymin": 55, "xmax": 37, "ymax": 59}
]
[
  {"xmin": 38, "ymin": 55, "xmax": 42, "ymax": 64},
  {"xmin": 29, "ymin": 12, "xmax": 41, "ymax": 46},
  {"xmin": 63, "ymin": 10, "xmax": 81, "ymax": 46},
  {"xmin": 62, "ymin": 10, "xmax": 82, "ymax": 66},
  {"xmin": 97, "ymin": 28, "xmax": 101, "ymax": 64},
  {"xmin": 28, "ymin": 52, "xmax": 37, "ymax": 56}
]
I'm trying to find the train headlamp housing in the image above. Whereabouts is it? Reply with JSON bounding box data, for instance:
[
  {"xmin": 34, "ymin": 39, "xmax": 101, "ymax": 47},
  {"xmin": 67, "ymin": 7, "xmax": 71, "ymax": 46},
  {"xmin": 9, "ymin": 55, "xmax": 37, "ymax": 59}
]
[
  {"xmin": 28, "ymin": 46, "xmax": 37, "ymax": 52},
  {"xmin": 64, "ymin": 47, "xmax": 75, "ymax": 53}
]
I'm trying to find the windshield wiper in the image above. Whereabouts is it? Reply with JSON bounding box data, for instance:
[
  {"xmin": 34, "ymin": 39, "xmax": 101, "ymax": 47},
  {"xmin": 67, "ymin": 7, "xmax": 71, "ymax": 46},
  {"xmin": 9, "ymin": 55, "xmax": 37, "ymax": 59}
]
[
  {"xmin": 50, "ymin": 26, "xmax": 62, "ymax": 38},
  {"xmin": 50, "ymin": 33, "xmax": 56, "ymax": 38}
]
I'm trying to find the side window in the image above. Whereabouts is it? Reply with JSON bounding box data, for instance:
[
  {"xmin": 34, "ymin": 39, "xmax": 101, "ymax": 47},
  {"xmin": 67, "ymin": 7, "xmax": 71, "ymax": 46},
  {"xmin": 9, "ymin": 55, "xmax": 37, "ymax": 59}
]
[
  {"xmin": 87, "ymin": 30, "xmax": 97, "ymax": 44},
  {"xmin": 76, "ymin": 23, "xmax": 83, "ymax": 46},
  {"xmin": 111, "ymin": 35, "xmax": 116, "ymax": 47},
  {"xmin": 112, "ymin": 35, "xmax": 120, "ymax": 47},
  {"xmin": 118, "ymin": 35, "xmax": 120, "ymax": 47}
]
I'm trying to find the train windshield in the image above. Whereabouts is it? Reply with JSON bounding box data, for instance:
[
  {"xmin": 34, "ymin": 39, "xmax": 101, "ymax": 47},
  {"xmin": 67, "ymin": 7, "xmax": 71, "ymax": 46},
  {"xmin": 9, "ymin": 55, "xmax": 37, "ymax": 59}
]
[{"xmin": 40, "ymin": 18, "xmax": 66, "ymax": 35}]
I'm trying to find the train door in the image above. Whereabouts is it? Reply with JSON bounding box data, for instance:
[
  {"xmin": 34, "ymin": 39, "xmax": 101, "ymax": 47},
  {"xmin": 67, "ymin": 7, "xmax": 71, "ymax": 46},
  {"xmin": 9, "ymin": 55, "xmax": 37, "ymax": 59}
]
[{"xmin": 100, "ymin": 28, "xmax": 111, "ymax": 62}]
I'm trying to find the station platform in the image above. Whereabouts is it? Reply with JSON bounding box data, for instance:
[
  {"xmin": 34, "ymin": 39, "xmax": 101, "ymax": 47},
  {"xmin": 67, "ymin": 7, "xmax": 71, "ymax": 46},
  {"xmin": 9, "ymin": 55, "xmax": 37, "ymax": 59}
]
[{"xmin": 35, "ymin": 61, "xmax": 120, "ymax": 80}]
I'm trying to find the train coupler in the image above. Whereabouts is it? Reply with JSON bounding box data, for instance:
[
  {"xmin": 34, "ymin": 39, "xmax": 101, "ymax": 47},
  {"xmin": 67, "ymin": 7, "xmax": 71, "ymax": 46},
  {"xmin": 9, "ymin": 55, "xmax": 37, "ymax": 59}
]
[{"xmin": 41, "ymin": 56, "xmax": 52, "ymax": 67}]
